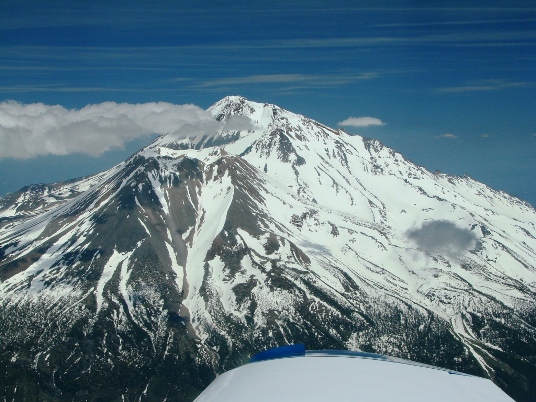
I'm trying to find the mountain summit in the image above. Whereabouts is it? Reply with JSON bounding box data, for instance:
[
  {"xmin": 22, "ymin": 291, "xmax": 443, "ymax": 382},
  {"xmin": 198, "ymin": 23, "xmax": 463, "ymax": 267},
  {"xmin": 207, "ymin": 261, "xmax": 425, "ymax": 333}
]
[{"xmin": 1, "ymin": 96, "xmax": 535, "ymax": 401}]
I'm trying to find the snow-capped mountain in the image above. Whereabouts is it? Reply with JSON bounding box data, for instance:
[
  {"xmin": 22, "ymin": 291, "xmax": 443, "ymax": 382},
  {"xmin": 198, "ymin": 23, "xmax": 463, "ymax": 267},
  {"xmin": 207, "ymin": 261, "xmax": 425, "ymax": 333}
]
[{"xmin": 1, "ymin": 96, "xmax": 535, "ymax": 401}]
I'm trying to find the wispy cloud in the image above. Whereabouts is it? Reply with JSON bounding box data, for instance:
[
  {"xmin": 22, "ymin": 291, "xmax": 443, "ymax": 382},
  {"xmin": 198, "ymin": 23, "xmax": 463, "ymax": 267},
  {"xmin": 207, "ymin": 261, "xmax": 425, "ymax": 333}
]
[
  {"xmin": 376, "ymin": 18, "xmax": 536, "ymax": 28},
  {"xmin": 197, "ymin": 72, "xmax": 378, "ymax": 90},
  {"xmin": 437, "ymin": 79, "xmax": 532, "ymax": 93},
  {"xmin": 199, "ymin": 74, "xmax": 310, "ymax": 87},
  {"xmin": 338, "ymin": 117, "xmax": 385, "ymax": 128},
  {"xmin": 0, "ymin": 85, "xmax": 174, "ymax": 94},
  {"xmin": 214, "ymin": 30, "xmax": 536, "ymax": 50},
  {"xmin": 3, "ymin": 3, "xmax": 534, "ymax": 31},
  {"xmin": 435, "ymin": 133, "xmax": 458, "ymax": 139},
  {"xmin": 4, "ymin": 29, "xmax": 535, "ymax": 58},
  {"xmin": 0, "ymin": 101, "xmax": 252, "ymax": 159}
]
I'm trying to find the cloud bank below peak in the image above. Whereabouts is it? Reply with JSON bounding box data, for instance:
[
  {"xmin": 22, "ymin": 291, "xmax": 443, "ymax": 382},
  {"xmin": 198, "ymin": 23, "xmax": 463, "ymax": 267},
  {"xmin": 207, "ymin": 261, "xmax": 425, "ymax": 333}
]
[{"xmin": 0, "ymin": 101, "xmax": 254, "ymax": 159}]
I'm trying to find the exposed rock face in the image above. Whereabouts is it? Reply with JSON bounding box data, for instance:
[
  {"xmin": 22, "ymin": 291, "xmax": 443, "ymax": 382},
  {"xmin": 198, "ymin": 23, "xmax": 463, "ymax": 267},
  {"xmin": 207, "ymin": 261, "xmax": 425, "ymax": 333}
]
[{"xmin": 1, "ymin": 96, "xmax": 536, "ymax": 401}]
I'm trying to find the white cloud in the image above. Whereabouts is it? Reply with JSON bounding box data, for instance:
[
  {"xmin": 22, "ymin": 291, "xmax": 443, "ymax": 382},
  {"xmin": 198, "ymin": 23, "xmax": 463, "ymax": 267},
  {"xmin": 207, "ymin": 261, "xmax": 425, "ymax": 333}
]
[
  {"xmin": 337, "ymin": 116, "xmax": 385, "ymax": 128},
  {"xmin": 435, "ymin": 133, "xmax": 458, "ymax": 139},
  {"xmin": 221, "ymin": 115, "xmax": 256, "ymax": 131},
  {"xmin": 0, "ymin": 101, "xmax": 254, "ymax": 159}
]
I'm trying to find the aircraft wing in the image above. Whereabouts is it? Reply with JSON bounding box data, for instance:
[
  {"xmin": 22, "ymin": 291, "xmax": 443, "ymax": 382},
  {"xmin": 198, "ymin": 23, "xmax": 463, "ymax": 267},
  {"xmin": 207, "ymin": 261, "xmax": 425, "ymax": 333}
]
[{"xmin": 194, "ymin": 345, "xmax": 513, "ymax": 402}]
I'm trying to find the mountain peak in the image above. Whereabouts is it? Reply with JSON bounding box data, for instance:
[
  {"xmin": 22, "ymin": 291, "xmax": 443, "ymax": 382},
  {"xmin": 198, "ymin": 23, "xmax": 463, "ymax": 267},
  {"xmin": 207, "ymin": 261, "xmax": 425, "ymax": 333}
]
[
  {"xmin": 209, "ymin": 95, "xmax": 261, "ymax": 116},
  {"xmin": 149, "ymin": 96, "xmax": 313, "ymax": 153},
  {"xmin": 208, "ymin": 95, "xmax": 288, "ymax": 127},
  {"xmin": 209, "ymin": 95, "xmax": 258, "ymax": 120}
]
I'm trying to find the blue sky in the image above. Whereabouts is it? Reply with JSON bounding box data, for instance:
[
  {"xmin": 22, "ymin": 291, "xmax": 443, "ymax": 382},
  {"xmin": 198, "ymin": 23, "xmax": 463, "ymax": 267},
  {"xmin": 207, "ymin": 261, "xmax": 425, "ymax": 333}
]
[{"xmin": 1, "ymin": 0, "xmax": 535, "ymax": 206}]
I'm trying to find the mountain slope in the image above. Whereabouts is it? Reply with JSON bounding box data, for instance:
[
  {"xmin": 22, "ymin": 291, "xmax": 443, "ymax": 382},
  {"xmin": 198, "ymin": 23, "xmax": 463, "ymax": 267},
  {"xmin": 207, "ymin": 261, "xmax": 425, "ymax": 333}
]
[{"xmin": 1, "ymin": 96, "xmax": 536, "ymax": 401}]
